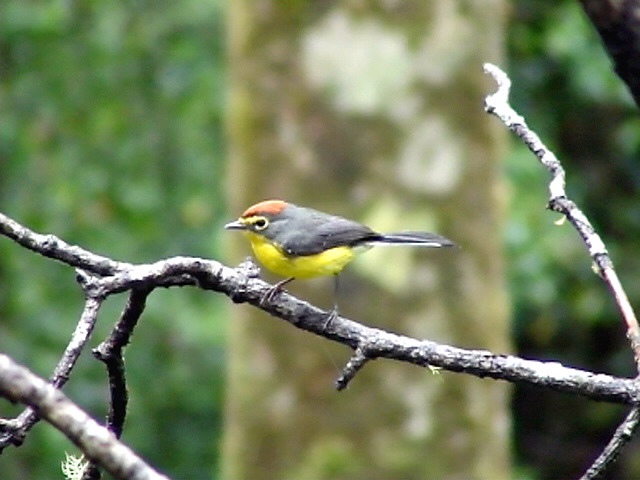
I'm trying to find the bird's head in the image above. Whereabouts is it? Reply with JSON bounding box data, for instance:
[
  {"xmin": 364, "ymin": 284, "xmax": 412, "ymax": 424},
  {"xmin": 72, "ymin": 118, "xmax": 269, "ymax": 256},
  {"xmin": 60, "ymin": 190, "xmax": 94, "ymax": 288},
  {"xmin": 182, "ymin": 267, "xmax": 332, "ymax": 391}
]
[{"xmin": 224, "ymin": 200, "xmax": 290, "ymax": 238}]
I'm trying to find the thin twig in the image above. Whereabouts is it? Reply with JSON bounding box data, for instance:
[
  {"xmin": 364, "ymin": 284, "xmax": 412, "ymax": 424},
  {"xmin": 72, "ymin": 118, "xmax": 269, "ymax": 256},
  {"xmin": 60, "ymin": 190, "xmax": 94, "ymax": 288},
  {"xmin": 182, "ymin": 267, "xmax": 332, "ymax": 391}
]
[
  {"xmin": 82, "ymin": 287, "xmax": 153, "ymax": 480},
  {"xmin": 0, "ymin": 294, "xmax": 103, "ymax": 450},
  {"xmin": 95, "ymin": 287, "xmax": 152, "ymax": 436},
  {"xmin": 483, "ymin": 62, "xmax": 640, "ymax": 480},
  {"xmin": 483, "ymin": 62, "xmax": 640, "ymax": 370},
  {"xmin": 580, "ymin": 406, "xmax": 640, "ymax": 480},
  {"xmin": 0, "ymin": 212, "xmax": 131, "ymax": 275},
  {"xmin": 335, "ymin": 344, "xmax": 372, "ymax": 390},
  {"xmin": 51, "ymin": 295, "xmax": 104, "ymax": 389}
]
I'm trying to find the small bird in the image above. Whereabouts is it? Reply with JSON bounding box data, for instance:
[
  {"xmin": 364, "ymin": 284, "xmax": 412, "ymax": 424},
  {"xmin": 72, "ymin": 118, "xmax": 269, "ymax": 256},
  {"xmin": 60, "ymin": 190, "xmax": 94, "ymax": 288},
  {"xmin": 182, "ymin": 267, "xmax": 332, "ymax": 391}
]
[{"xmin": 225, "ymin": 200, "xmax": 455, "ymax": 322}]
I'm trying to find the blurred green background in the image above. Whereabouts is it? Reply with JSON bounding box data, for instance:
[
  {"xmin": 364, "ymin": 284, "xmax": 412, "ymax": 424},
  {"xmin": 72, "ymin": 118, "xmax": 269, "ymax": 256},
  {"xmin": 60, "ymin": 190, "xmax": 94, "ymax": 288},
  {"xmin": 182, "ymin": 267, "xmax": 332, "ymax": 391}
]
[
  {"xmin": 1, "ymin": 0, "xmax": 640, "ymax": 479},
  {"xmin": 0, "ymin": 1, "xmax": 226, "ymax": 478}
]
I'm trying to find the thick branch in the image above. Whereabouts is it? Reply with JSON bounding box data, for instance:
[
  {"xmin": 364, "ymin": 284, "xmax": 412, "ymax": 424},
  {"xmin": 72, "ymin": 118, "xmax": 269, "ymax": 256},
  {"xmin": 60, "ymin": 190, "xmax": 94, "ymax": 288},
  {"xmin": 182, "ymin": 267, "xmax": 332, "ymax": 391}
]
[
  {"xmin": 1, "ymin": 214, "xmax": 639, "ymax": 406},
  {"xmin": 52, "ymin": 257, "xmax": 640, "ymax": 402},
  {"xmin": 579, "ymin": 0, "xmax": 640, "ymax": 108},
  {"xmin": 0, "ymin": 354, "xmax": 170, "ymax": 480}
]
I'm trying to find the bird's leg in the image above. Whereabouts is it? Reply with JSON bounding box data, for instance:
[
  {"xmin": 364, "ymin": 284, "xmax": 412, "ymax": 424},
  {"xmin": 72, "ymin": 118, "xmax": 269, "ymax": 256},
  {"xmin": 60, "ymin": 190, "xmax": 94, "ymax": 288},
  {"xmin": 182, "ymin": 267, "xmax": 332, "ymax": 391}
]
[
  {"xmin": 260, "ymin": 277, "xmax": 294, "ymax": 306},
  {"xmin": 323, "ymin": 274, "xmax": 340, "ymax": 328}
]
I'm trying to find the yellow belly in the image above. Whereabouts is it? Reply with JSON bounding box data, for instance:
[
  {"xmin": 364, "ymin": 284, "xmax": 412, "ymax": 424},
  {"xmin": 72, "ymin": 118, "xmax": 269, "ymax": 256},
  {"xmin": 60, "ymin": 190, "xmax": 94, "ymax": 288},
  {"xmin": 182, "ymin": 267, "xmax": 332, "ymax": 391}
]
[{"xmin": 244, "ymin": 232, "xmax": 355, "ymax": 278}]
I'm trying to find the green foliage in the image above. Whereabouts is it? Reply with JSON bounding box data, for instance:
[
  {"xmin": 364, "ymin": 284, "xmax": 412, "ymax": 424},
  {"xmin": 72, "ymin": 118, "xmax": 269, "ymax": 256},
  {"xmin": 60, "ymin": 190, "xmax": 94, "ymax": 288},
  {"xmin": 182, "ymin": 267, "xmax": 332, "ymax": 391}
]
[{"xmin": 0, "ymin": 1, "xmax": 226, "ymax": 478}]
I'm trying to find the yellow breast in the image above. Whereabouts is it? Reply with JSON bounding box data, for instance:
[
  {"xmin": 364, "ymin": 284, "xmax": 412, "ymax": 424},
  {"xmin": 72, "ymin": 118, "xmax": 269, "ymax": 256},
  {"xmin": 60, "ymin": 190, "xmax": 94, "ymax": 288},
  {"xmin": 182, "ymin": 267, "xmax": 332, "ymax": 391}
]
[{"xmin": 243, "ymin": 232, "xmax": 355, "ymax": 278}]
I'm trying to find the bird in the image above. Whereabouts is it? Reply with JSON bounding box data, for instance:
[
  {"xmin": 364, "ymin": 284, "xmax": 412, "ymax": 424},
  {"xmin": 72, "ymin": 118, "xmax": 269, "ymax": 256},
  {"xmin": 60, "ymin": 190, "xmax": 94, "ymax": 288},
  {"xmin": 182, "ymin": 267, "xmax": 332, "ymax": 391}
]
[{"xmin": 225, "ymin": 199, "xmax": 455, "ymax": 323}]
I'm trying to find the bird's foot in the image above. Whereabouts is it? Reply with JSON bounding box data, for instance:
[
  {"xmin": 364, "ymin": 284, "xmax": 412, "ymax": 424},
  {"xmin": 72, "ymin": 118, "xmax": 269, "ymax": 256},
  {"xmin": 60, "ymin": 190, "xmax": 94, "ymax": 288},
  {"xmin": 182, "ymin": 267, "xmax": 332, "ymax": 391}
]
[
  {"xmin": 323, "ymin": 308, "xmax": 339, "ymax": 329},
  {"xmin": 260, "ymin": 285, "xmax": 282, "ymax": 306},
  {"xmin": 260, "ymin": 277, "xmax": 294, "ymax": 306}
]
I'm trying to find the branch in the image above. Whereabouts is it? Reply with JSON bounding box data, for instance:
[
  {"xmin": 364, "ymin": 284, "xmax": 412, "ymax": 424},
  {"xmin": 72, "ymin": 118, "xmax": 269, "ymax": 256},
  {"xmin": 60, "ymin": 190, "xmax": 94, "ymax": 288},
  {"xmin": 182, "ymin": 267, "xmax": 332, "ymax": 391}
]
[
  {"xmin": 68, "ymin": 259, "xmax": 640, "ymax": 403},
  {"xmin": 93, "ymin": 287, "xmax": 152, "ymax": 438},
  {"xmin": 0, "ymin": 293, "xmax": 104, "ymax": 450},
  {"xmin": 483, "ymin": 62, "xmax": 640, "ymax": 370},
  {"xmin": 82, "ymin": 287, "xmax": 153, "ymax": 480},
  {"xmin": 0, "ymin": 213, "xmax": 639, "ymax": 406},
  {"xmin": 335, "ymin": 344, "xmax": 371, "ymax": 391},
  {"xmin": 0, "ymin": 212, "xmax": 131, "ymax": 275},
  {"xmin": 483, "ymin": 62, "xmax": 640, "ymax": 480},
  {"xmin": 580, "ymin": 406, "xmax": 640, "ymax": 480},
  {"xmin": 578, "ymin": 0, "xmax": 640, "ymax": 108},
  {"xmin": 0, "ymin": 353, "xmax": 170, "ymax": 480}
]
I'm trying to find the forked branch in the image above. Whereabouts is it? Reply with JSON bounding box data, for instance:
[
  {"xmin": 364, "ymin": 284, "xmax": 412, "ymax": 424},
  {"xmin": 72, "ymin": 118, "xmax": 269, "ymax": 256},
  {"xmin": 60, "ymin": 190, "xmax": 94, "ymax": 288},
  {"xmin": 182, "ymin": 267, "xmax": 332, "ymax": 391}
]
[{"xmin": 483, "ymin": 62, "xmax": 640, "ymax": 480}]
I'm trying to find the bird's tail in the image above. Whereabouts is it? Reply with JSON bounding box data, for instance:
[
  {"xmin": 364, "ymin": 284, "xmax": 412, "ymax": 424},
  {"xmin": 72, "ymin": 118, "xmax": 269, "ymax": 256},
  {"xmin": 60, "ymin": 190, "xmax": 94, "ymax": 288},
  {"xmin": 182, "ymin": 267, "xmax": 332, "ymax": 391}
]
[{"xmin": 369, "ymin": 231, "xmax": 456, "ymax": 248}]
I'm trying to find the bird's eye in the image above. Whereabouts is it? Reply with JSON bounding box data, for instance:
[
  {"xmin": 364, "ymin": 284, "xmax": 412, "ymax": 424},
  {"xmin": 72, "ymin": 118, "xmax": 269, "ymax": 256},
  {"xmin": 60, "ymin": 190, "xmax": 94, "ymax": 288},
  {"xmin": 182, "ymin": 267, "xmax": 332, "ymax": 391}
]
[{"xmin": 253, "ymin": 217, "xmax": 268, "ymax": 230}]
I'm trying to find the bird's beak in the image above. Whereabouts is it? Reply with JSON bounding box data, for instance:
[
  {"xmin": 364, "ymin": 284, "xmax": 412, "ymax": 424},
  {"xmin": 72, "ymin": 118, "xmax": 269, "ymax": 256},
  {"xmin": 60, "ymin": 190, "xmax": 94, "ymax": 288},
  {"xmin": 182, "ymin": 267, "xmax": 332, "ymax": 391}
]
[{"xmin": 224, "ymin": 220, "xmax": 246, "ymax": 230}]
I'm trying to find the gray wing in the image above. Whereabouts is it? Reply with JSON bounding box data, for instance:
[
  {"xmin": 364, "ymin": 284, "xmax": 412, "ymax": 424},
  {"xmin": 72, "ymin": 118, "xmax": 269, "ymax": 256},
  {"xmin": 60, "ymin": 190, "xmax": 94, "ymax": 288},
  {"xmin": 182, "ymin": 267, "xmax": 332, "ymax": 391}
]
[{"xmin": 275, "ymin": 207, "xmax": 379, "ymax": 257}]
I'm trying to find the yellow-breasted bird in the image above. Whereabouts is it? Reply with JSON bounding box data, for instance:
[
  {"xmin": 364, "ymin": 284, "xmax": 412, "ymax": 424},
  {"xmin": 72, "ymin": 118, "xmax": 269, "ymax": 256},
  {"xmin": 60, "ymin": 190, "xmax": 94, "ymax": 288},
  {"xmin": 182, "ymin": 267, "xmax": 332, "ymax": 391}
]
[{"xmin": 225, "ymin": 199, "xmax": 455, "ymax": 322}]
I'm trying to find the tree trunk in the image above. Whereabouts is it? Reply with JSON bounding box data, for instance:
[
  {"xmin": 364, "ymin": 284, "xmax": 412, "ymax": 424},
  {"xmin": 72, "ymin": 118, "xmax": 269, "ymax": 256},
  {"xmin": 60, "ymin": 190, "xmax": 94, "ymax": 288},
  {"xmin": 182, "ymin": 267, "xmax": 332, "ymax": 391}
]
[{"xmin": 223, "ymin": 2, "xmax": 509, "ymax": 479}]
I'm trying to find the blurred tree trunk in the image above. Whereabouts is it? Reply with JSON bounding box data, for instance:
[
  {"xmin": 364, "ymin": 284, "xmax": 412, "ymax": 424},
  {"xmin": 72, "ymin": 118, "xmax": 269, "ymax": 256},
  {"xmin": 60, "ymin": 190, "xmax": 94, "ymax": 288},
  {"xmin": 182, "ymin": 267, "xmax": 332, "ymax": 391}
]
[{"xmin": 223, "ymin": 2, "xmax": 509, "ymax": 479}]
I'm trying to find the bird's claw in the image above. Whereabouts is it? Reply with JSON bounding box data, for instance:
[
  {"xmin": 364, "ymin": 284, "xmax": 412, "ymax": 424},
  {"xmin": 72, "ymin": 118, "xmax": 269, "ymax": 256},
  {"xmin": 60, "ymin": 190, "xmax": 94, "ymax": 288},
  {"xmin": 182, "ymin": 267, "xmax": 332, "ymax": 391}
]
[
  {"xmin": 260, "ymin": 284, "xmax": 283, "ymax": 306},
  {"xmin": 323, "ymin": 308, "xmax": 339, "ymax": 329},
  {"xmin": 259, "ymin": 277, "xmax": 294, "ymax": 306}
]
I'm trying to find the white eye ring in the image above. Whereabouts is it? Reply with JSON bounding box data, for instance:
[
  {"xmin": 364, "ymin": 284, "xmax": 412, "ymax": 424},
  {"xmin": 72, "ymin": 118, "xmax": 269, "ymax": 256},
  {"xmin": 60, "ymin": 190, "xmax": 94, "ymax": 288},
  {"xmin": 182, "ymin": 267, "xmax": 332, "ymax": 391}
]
[{"xmin": 254, "ymin": 217, "xmax": 268, "ymax": 230}]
